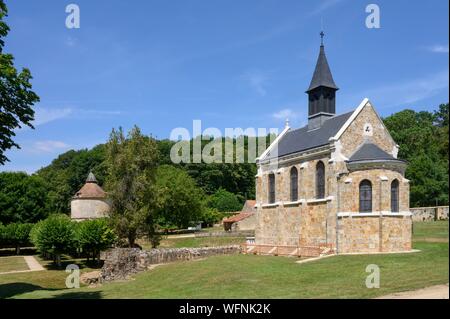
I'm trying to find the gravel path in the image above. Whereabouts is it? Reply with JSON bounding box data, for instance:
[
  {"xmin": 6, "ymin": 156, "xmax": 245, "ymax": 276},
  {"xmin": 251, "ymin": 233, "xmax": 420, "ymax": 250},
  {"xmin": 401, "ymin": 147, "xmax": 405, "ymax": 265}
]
[{"xmin": 376, "ymin": 284, "xmax": 449, "ymax": 299}]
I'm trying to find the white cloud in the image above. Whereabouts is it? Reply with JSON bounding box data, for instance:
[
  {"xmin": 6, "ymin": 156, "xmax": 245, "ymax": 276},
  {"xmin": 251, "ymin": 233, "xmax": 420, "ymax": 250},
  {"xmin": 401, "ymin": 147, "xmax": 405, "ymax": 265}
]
[
  {"xmin": 341, "ymin": 70, "xmax": 449, "ymax": 111},
  {"xmin": 308, "ymin": 0, "xmax": 345, "ymax": 16},
  {"xmin": 272, "ymin": 108, "xmax": 300, "ymax": 120},
  {"xmin": 241, "ymin": 71, "xmax": 269, "ymax": 96},
  {"xmin": 33, "ymin": 140, "xmax": 70, "ymax": 153},
  {"xmin": 65, "ymin": 36, "xmax": 78, "ymax": 47},
  {"xmin": 33, "ymin": 107, "xmax": 73, "ymax": 126},
  {"xmin": 426, "ymin": 45, "xmax": 449, "ymax": 54}
]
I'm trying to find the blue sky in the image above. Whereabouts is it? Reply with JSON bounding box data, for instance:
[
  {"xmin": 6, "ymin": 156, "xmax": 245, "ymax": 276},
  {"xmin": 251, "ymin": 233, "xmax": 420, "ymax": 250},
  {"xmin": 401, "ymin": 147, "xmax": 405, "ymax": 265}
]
[{"xmin": 1, "ymin": 0, "xmax": 448, "ymax": 173}]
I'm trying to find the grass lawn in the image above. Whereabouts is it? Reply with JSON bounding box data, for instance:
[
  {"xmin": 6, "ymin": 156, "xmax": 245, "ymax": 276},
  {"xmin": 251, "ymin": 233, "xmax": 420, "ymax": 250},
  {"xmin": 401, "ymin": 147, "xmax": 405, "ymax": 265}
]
[
  {"xmin": 412, "ymin": 221, "xmax": 449, "ymax": 242},
  {"xmin": 160, "ymin": 236, "xmax": 245, "ymax": 248},
  {"xmin": 0, "ymin": 221, "xmax": 448, "ymax": 299},
  {"xmin": 0, "ymin": 257, "xmax": 29, "ymax": 273}
]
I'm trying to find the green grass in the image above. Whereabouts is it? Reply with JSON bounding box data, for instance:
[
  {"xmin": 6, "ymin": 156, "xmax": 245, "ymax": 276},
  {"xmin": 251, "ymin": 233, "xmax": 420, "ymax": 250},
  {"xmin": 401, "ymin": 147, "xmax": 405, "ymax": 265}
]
[
  {"xmin": 160, "ymin": 236, "xmax": 245, "ymax": 248},
  {"xmin": 0, "ymin": 221, "xmax": 448, "ymax": 299},
  {"xmin": 412, "ymin": 221, "xmax": 449, "ymax": 242},
  {"xmin": 138, "ymin": 235, "xmax": 246, "ymax": 250},
  {"xmin": 0, "ymin": 257, "xmax": 29, "ymax": 273}
]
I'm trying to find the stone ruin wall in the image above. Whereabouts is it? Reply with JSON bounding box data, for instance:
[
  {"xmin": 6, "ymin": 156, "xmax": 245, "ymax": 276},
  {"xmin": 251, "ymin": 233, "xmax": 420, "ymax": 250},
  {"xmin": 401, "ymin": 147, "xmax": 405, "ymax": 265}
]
[{"xmin": 100, "ymin": 246, "xmax": 241, "ymax": 281}]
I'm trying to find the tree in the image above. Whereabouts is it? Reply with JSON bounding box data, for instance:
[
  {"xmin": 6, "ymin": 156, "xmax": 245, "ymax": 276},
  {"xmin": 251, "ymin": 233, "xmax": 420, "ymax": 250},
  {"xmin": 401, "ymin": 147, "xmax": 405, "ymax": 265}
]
[
  {"xmin": 383, "ymin": 105, "xmax": 449, "ymax": 207},
  {"xmin": 0, "ymin": 172, "xmax": 50, "ymax": 224},
  {"xmin": 155, "ymin": 165, "xmax": 205, "ymax": 231},
  {"xmin": 30, "ymin": 214, "xmax": 76, "ymax": 267},
  {"xmin": 105, "ymin": 126, "xmax": 159, "ymax": 247},
  {"xmin": 36, "ymin": 145, "xmax": 107, "ymax": 214},
  {"xmin": 207, "ymin": 188, "xmax": 242, "ymax": 212},
  {"xmin": 0, "ymin": 0, "xmax": 40, "ymax": 164},
  {"xmin": 76, "ymin": 218, "xmax": 116, "ymax": 263},
  {"xmin": 0, "ymin": 223, "xmax": 33, "ymax": 254}
]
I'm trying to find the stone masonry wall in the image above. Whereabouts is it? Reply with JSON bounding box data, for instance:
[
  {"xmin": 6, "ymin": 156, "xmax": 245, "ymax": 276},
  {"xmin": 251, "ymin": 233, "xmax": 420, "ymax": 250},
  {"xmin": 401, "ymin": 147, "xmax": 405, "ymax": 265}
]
[
  {"xmin": 410, "ymin": 206, "xmax": 449, "ymax": 222},
  {"xmin": 339, "ymin": 102, "xmax": 397, "ymax": 158},
  {"xmin": 101, "ymin": 246, "xmax": 241, "ymax": 281},
  {"xmin": 337, "ymin": 215, "xmax": 412, "ymax": 253},
  {"xmin": 339, "ymin": 169, "xmax": 409, "ymax": 213}
]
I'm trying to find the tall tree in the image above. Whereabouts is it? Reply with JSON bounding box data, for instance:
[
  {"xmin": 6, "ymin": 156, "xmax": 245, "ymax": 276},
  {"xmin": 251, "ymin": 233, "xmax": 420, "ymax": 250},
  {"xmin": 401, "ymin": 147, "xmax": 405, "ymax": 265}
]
[
  {"xmin": 155, "ymin": 165, "xmax": 205, "ymax": 230},
  {"xmin": 0, "ymin": 0, "xmax": 40, "ymax": 164},
  {"xmin": 384, "ymin": 106, "xmax": 449, "ymax": 207},
  {"xmin": 105, "ymin": 126, "xmax": 159, "ymax": 247},
  {"xmin": 0, "ymin": 172, "xmax": 49, "ymax": 224}
]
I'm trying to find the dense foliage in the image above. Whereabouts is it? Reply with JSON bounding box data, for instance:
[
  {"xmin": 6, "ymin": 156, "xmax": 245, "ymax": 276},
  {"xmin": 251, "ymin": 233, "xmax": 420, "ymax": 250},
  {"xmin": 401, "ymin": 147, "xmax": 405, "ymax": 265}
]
[
  {"xmin": 383, "ymin": 104, "xmax": 449, "ymax": 207},
  {"xmin": 76, "ymin": 218, "xmax": 116, "ymax": 262},
  {"xmin": 0, "ymin": 222, "xmax": 33, "ymax": 254},
  {"xmin": 36, "ymin": 145, "xmax": 107, "ymax": 214},
  {"xmin": 207, "ymin": 188, "xmax": 242, "ymax": 212},
  {"xmin": 155, "ymin": 165, "xmax": 205, "ymax": 230},
  {"xmin": 0, "ymin": 172, "xmax": 50, "ymax": 224},
  {"xmin": 30, "ymin": 214, "xmax": 77, "ymax": 266},
  {"xmin": 0, "ymin": 0, "xmax": 40, "ymax": 164},
  {"xmin": 105, "ymin": 126, "xmax": 159, "ymax": 247}
]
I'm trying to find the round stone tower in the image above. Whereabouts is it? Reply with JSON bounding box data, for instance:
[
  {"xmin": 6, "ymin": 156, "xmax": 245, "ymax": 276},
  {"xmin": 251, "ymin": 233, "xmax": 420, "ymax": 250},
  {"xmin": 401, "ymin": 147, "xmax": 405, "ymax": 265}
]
[{"xmin": 70, "ymin": 172, "xmax": 111, "ymax": 221}]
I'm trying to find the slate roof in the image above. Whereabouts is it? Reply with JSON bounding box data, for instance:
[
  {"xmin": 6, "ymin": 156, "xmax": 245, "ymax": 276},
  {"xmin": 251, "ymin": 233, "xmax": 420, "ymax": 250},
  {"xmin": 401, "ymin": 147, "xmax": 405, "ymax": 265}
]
[
  {"xmin": 348, "ymin": 142, "xmax": 402, "ymax": 163},
  {"xmin": 307, "ymin": 45, "xmax": 339, "ymax": 92},
  {"xmin": 268, "ymin": 111, "xmax": 353, "ymax": 159}
]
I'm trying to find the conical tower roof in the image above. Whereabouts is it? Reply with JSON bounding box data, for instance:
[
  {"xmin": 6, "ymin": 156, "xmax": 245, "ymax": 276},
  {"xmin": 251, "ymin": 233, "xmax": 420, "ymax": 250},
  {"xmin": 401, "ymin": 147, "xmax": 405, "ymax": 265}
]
[{"xmin": 306, "ymin": 43, "xmax": 338, "ymax": 92}]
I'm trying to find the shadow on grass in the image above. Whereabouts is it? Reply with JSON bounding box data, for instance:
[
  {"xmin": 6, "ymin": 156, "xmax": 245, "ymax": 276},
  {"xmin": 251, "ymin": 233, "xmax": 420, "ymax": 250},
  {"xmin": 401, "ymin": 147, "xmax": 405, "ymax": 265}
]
[
  {"xmin": 0, "ymin": 282, "xmax": 103, "ymax": 299},
  {"xmin": 0, "ymin": 248, "xmax": 38, "ymax": 257},
  {"xmin": 0, "ymin": 282, "xmax": 56, "ymax": 299},
  {"xmin": 43, "ymin": 258, "xmax": 103, "ymax": 271},
  {"xmin": 51, "ymin": 290, "xmax": 103, "ymax": 299}
]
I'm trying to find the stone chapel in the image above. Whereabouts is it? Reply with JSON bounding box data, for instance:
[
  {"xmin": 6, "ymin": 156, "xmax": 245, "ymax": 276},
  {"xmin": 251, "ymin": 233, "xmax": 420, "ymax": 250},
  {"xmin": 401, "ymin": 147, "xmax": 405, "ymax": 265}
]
[{"xmin": 254, "ymin": 36, "xmax": 412, "ymax": 254}]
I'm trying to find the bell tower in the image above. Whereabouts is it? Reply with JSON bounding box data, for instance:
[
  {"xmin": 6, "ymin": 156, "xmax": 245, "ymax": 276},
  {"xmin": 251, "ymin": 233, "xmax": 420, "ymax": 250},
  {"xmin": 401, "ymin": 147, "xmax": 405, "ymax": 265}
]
[{"xmin": 306, "ymin": 32, "xmax": 339, "ymax": 130}]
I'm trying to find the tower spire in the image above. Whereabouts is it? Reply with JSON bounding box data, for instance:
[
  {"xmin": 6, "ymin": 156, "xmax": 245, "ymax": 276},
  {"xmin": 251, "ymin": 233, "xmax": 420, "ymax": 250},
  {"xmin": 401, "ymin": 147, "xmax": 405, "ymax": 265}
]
[{"xmin": 306, "ymin": 32, "xmax": 339, "ymax": 130}]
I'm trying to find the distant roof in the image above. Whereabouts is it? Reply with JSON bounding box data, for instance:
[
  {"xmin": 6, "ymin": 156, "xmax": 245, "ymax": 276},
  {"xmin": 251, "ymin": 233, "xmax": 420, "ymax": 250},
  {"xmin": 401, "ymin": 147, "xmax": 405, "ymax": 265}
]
[
  {"xmin": 348, "ymin": 142, "xmax": 402, "ymax": 163},
  {"xmin": 268, "ymin": 111, "xmax": 353, "ymax": 158},
  {"xmin": 73, "ymin": 183, "xmax": 106, "ymax": 199},
  {"xmin": 73, "ymin": 172, "xmax": 106, "ymax": 199},
  {"xmin": 223, "ymin": 212, "xmax": 254, "ymax": 224},
  {"xmin": 86, "ymin": 172, "xmax": 98, "ymax": 183},
  {"xmin": 242, "ymin": 200, "xmax": 256, "ymax": 212},
  {"xmin": 307, "ymin": 45, "xmax": 338, "ymax": 92}
]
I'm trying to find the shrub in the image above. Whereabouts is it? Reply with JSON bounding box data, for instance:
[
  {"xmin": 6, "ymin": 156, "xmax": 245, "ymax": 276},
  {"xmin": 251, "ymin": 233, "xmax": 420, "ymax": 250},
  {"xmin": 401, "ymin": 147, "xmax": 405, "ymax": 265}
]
[
  {"xmin": 30, "ymin": 214, "xmax": 77, "ymax": 266},
  {"xmin": 200, "ymin": 208, "xmax": 224, "ymax": 227},
  {"xmin": 207, "ymin": 188, "xmax": 242, "ymax": 212},
  {"xmin": 76, "ymin": 218, "xmax": 116, "ymax": 262}
]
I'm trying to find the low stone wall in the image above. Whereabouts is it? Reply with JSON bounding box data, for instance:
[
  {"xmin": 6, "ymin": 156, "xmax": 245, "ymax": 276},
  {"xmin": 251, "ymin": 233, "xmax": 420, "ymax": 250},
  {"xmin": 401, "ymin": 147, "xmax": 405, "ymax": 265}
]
[
  {"xmin": 100, "ymin": 245, "xmax": 241, "ymax": 281},
  {"xmin": 410, "ymin": 206, "xmax": 449, "ymax": 222}
]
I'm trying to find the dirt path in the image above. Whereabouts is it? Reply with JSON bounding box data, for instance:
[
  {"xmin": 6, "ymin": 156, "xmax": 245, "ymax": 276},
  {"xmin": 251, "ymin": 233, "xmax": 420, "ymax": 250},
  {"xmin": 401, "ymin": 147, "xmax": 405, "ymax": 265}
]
[
  {"xmin": 376, "ymin": 284, "xmax": 449, "ymax": 299},
  {"xmin": 24, "ymin": 256, "xmax": 45, "ymax": 271},
  {"xmin": 0, "ymin": 256, "xmax": 44, "ymax": 275}
]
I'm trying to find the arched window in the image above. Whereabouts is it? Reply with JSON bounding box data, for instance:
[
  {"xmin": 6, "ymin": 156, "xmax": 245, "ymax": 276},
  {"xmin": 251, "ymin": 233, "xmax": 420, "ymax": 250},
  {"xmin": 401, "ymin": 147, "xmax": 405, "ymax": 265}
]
[
  {"xmin": 391, "ymin": 179, "xmax": 399, "ymax": 212},
  {"xmin": 290, "ymin": 167, "xmax": 298, "ymax": 202},
  {"xmin": 359, "ymin": 180, "xmax": 372, "ymax": 213},
  {"xmin": 316, "ymin": 161, "xmax": 325, "ymax": 199},
  {"xmin": 268, "ymin": 173, "xmax": 275, "ymax": 204}
]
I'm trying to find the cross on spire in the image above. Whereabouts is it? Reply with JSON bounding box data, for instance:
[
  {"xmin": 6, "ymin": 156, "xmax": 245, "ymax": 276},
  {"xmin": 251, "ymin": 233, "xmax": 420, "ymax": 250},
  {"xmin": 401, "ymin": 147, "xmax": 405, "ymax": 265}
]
[{"xmin": 320, "ymin": 31, "xmax": 325, "ymax": 46}]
